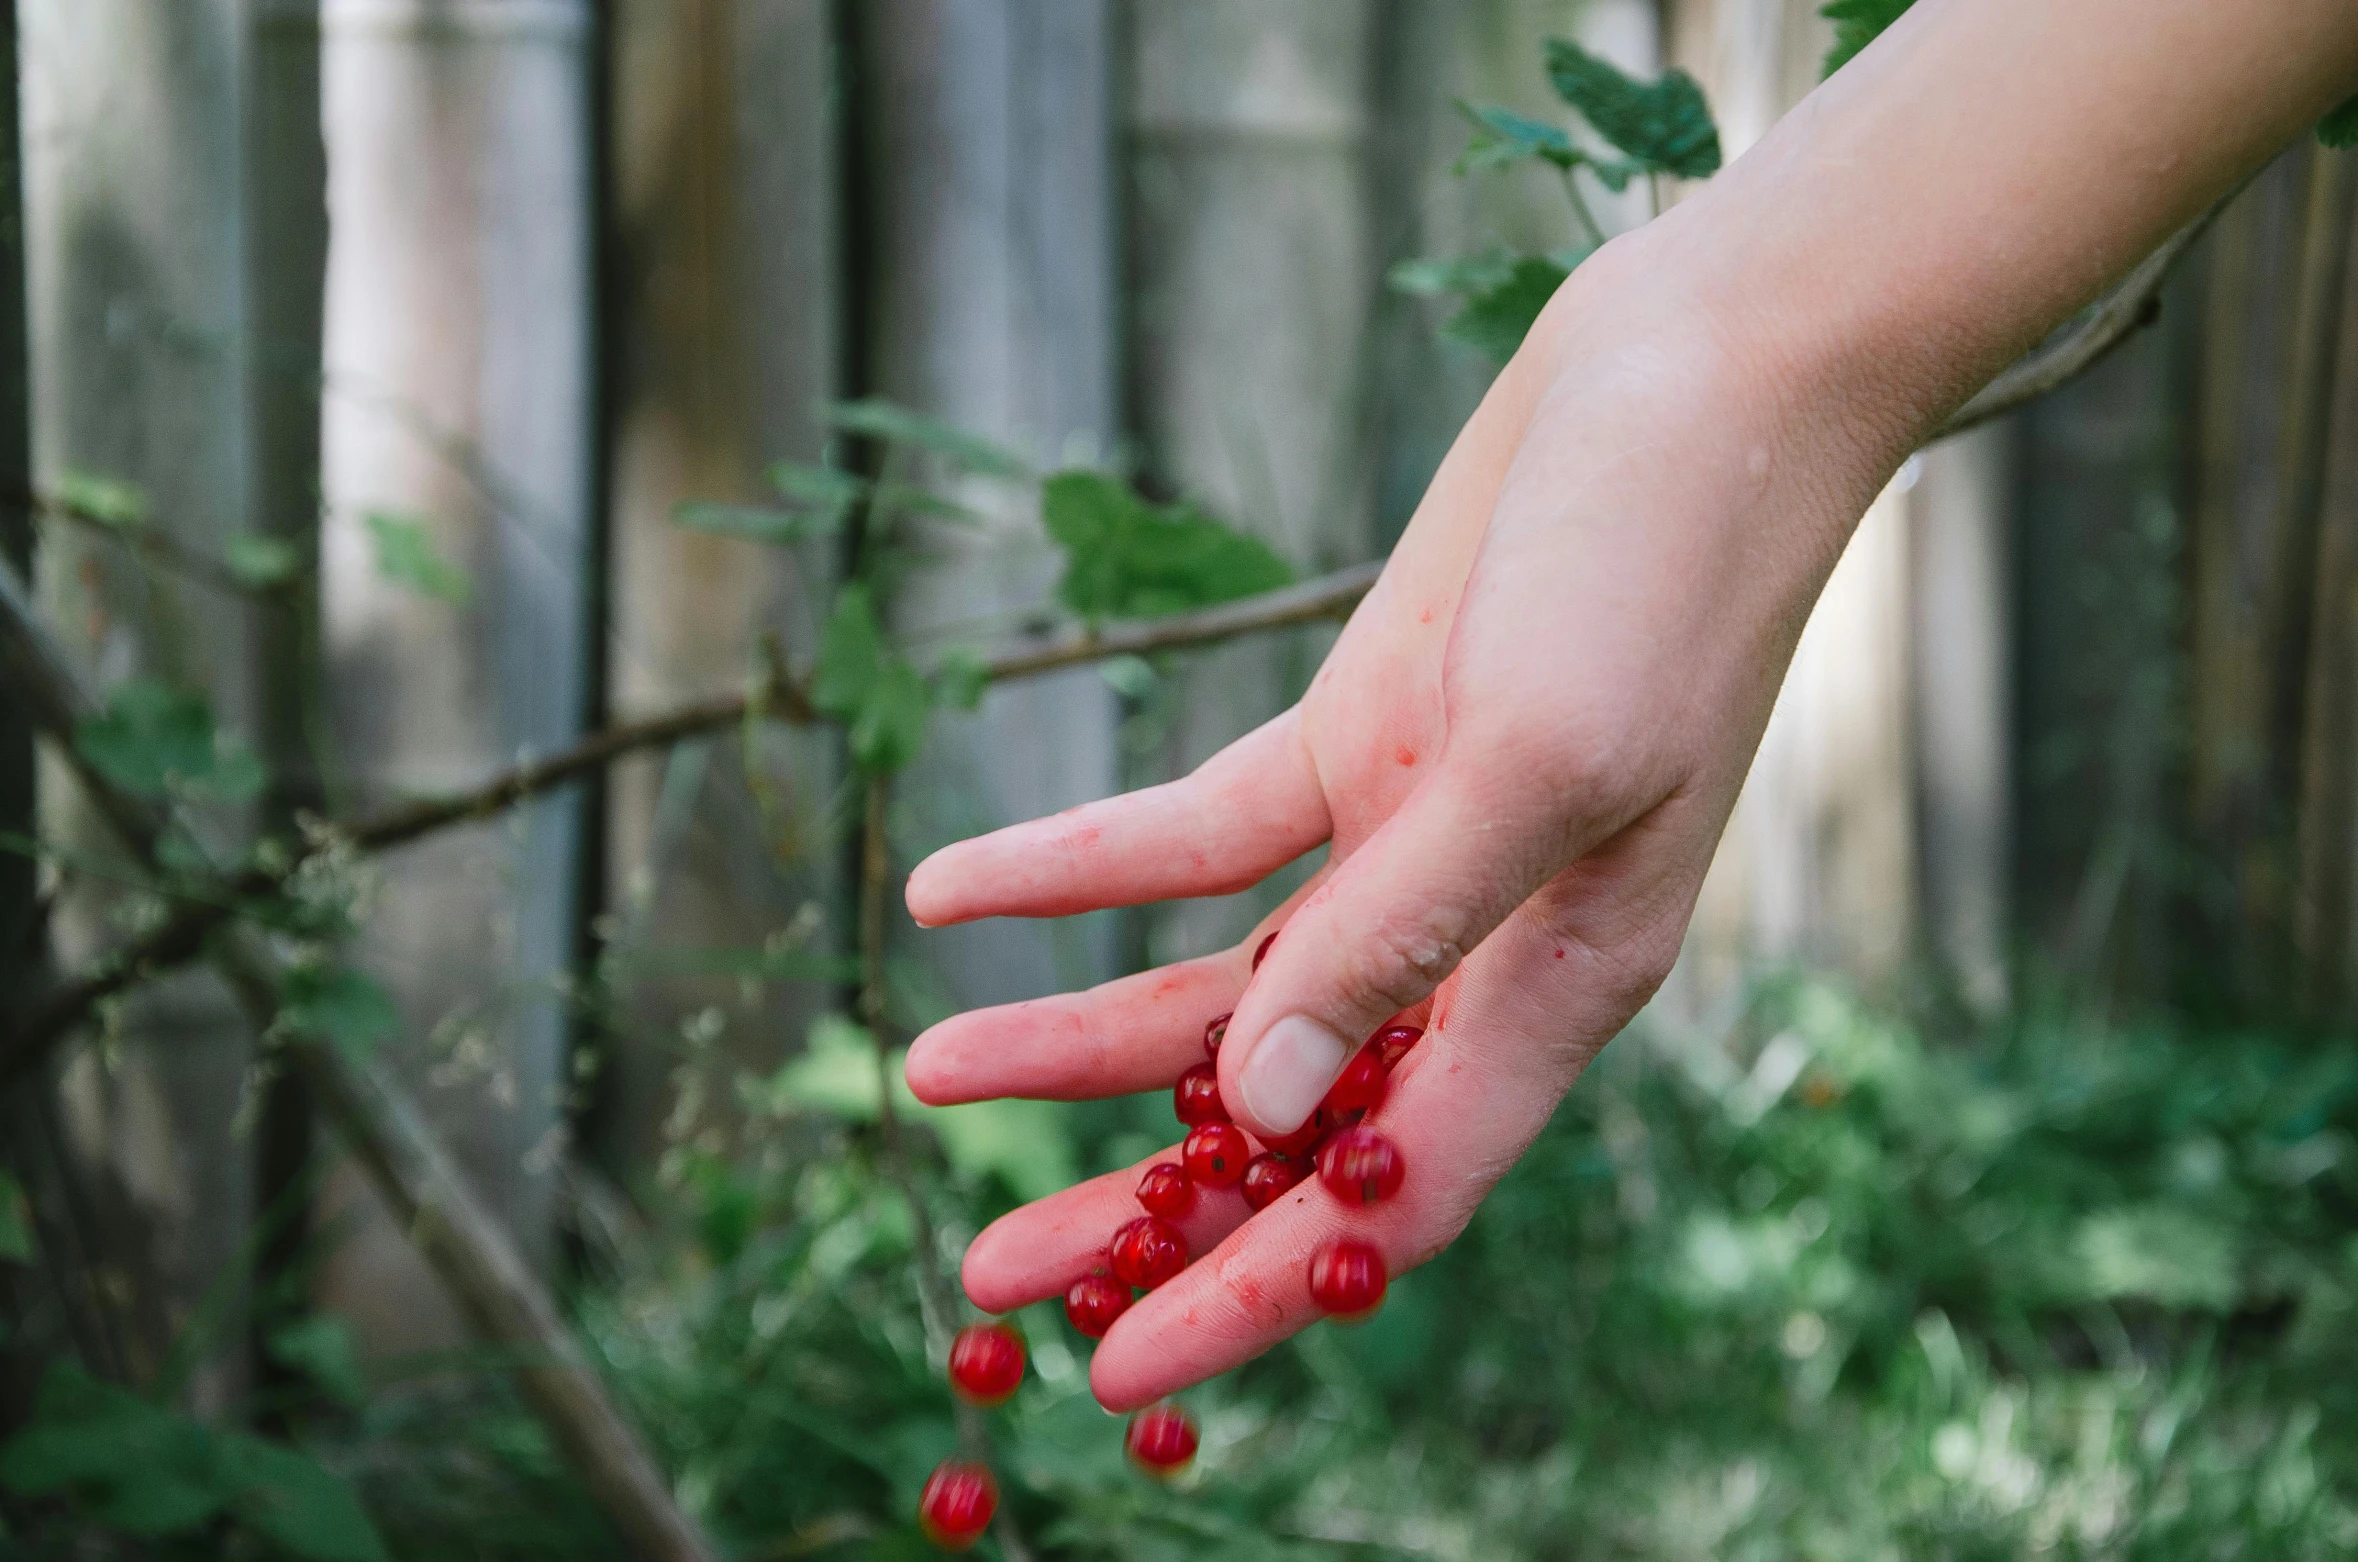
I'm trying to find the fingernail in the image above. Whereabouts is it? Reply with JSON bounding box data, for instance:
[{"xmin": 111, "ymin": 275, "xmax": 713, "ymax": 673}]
[{"xmin": 1238, "ymin": 1015, "xmax": 1351, "ymax": 1133}]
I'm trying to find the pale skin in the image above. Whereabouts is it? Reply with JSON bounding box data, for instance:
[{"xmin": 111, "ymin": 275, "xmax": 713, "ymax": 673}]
[{"xmin": 902, "ymin": 0, "xmax": 2358, "ymax": 1411}]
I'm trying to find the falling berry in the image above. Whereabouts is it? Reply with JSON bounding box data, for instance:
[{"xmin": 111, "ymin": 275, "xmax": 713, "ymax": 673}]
[
  {"xmin": 1173, "ymin": 1063, "xmax": 1230, "ymax": 1126},
  {"xmin": 1259, "ymin": 1105, "xmax": 1333, "ymax": 1162},
  {"xmin": 947, "ymin": 1322, "xmax": 1027, "ymax": 1408},
  {"xmin": 1204, "ymin": 1012, "xmax": 1230, "ymax": 1060},
  {"xmin": 917, "ymin": 1459, "xmax": 998, "ymax": 1550},
  {"xmin": 1308, "ymin": 1237, "xmax": 1388, "ymax": 1321},
  {"xmin": 1109, "ymin": 1216, "xmax": 1188, "ymax": 1289},
  {"xmin": 1136, "ymin": 1161, "xmax": 1196, "ymax": 1219},
  {"xmin": 1065, "ymin": 1271, "xmax": 1132, "ymax": 1339},
  {"xmin": 1182, "ymin": 1122, "xmax": 1250, "ymax": 1188},
  {"xmin": 1373, "ymin": 1023, "xmax": 1423, "ymax": 1069},
  {"xmin": 1320, "ymin": 1039, "xmax": 1389, "ymax": 1123},
  {"xmin": 1125, "ymin": 1402, "xmax": 1201, "ymax": 1479},
  {"xmin": 1317, "ymin": 1125, "xmax": 1405, "ymax": 1206},
  {"xmin": 1240, "ymin": 1152, "xmax": 1307, "ymax": 1210},
  {"xmin": 1252, "ymin": 929, "xmax": 1279, "ymax": 971}
]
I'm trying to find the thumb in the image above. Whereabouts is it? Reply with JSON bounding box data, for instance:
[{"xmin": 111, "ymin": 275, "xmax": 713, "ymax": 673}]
[{"xmin": 1216, "ymin": 755, "xmax": 1593, "ymax": 1138}]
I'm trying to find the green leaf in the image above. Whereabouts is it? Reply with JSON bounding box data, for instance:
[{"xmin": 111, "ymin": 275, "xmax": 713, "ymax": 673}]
[
  {"xmin": 1443, "ymin": 256, "xmax": 1572, "ymax": 361},
  {"xmin": 2322, "ymin": 94, "xmax": 2358, "ymax": 150},
  {"xmin": 1544, "ymin": 38, "xmax": 1721, "ymax": 178},
  {"xmin": 0, "ymin": 1366, "xmax": 226, "ymax": 1536},
  {"xmin": 55, "ymin": 470, "xmax": 149, "ymax": 530},
  {"xmin": 671, "ymin": 501, "xmax": 842, "ymax": 548},
  {"xmin": 1388, "ymin": 247, "xmax": 1519, "ymax": 300},
  {"xmin": 824, "ymin": 399, "xmax": 1032, "ymax": 480},
  {"xmin": 0, "ymin": 1174, "xmax": 30, "ymax": 1264},
  {"xmin": 1041, "ymin": 472, "xmax": 1293, "ymax": 623},
  {"xmin": 769, "ymin": 459, "xmax": 873, "ymax": 514},
  {"xmin": 266, "ymin": 1315, "xmax": 368, "ymax": 1410},
  {"xmin": 75, "ymin": 678, "xmax": 264, "ymax": 803},
  {"xmin": 278, "ymin": 964, "xmax": 400, "ymax": 1061},
  {"xmin": 931, "ymin": 649, "xmax": 990, "ymax": 712},
  {"xmin": 224, "ymin": 534, "xmax": 302, "ymax": 588},
  {"xmin": 1099, "ymin": 653, "xmax": 1158, "ymax": 701},
  {"xmin": 1453, "ymin": 100, "xmax": 1578, "ymax": 172},
  {"xmin": 1819, "ymin": 0, "xmax": 1913, "ymax": 75},
  {"xmin": 220, "ymin": 1434, "xmax": 388, "ymax": 1562},
  {"xmin": 812, "ymin": 587, "xmax": 929, "ymax": 773},
  {"xmin": 849, "ymin": 656, "xmax": 930, "ymax": 774},
  {"xmin": 759, "ymin": 1014, "xmax": 909, "ymax": 1123},
  {"xmin": 363, "ymin": 512, "xmax": 471, "ymax": 605}
]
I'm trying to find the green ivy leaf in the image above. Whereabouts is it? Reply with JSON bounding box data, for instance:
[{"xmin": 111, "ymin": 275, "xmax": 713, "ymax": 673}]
[
  {"xmin": 1444, "ymin": 256, "xmax": 1572, "ymax": 362},
  {"xmin": 1544, "ymin": 39, "xmax": 1721, "ymax": 178},
  {"xmin": 363, "ymin": 513, "xmax": 471, "ymax": 605},
  {"xmin": 1453, "ymin": 100, "xmax": 1578, "ymax": 173},
  {"xmin": 55, "ymin": 470, "xmax": 149, "ymax": 530},
  {"xmin": 278, "ymin": 964, "xmax": 400, "ymax": 1062},
  {"xmin": 824, "ymin": 400, "xmax": 1032, "ymax": 480},
  {"xmin": 931, "ymin": 649, "xmax": 990, "ymax": 712},
  {"xmin": 0, "ymin": 1173, "xmax": 30, "ymax": 1263},
  {"xmin": 224, "ymin": 534, "xmax": 302, "ymax": 588},
  {"xmin": 76, "ymin": 679, "xmax": 264, "ymax": 803},
  {"xmin": 2323, "ymin": 95, "xmax": 2358, "ymax": 150},
  {"xmin": 220, "ymin": 1433, "xmax": 388, "ymax": 1562},
  {"xmin": 266, "ymin": 1316, "xmax": 368, "ymax": 1410},
  {"xmin": 1041, "ymin": 472, "xmax": 1292, "ymax": 623}
]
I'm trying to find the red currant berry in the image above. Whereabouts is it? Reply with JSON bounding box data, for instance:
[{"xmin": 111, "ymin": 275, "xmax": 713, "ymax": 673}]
[
  {"xmin": 1182, "ymin": 1122, "xmax": 1250, "ymax": 1188},
  {"xmin": 1173, "ymin": 1063, "xmax": 1230, "ymax": 1126},
  {"xmin": 1136, "ymin": 1161, "xmax": 1195, "ymax": 1219},
  {"xmin": 1109, "ymin": 1216, "xmax": 1188, "ymax": 1289},
  {"xmin": 1259, "ymin": 1105, "xmax": 1332, "ymax": 1161},
  {"xmin": 1308, "ymin": 1237, "xmax": 1388, "ymax": 1321},
  {"xmin": 1125, "ymin": 1402, "xmax": 1201, "ymax": 1479},
  {"xmin": 1317, "ymin": 1124, "xmax": 1405, "ymax": 1206},
  {"xmin": 1239, "ymin": 1152, "xmax": 1306, "ymax": 1210},
  {"xmin": 1251, "ymin": 929, "xmax": 1279, "ymax": 971},
  {"xmin": 917, "ymin": 1459, "xmax": 998, "ymax": 1550},
  {"xmin": 1373, "ymin": 1022, "xmax": 1423, "ymax": 1069},
  {"xmin": 946, "ymin": 1322, "xmax": 1026, "ymax": 1408},
  {"xmin": 1204, "ymin": 1012, "xmax": 1230, "ymax": 1060},
  {"xmin": 1320, "ymin": 1039, "xmax": 1389, "ymax": 1123},
  {"xmin": 1064, "ymin": 1271, "xmax": 1132, "ymax": 1338}
]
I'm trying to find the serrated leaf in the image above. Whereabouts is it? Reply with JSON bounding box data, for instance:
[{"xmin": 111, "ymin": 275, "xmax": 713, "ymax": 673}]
[
  {"xmin": 0, "ymin": 1174, "xmax": 29, "ymax": 1263},
  {"xmin": 267, "ymin": 1315, "xmax": 368, "ymax": 1410},
  {"xmin": 931, "ymin": 649, "xmax": 990, "ymax": 712},
  {"xmin": 220, "ymin": 1433, "xmax": 388, "ymax": 1562},
  {"xmin": 1819, "ymin": 0, "xmax": 1913, "ymax": 75},
  {"xmin": 1389, "ymin": 247, "xmax": 1519, "ymax": 299},
  {"xmin": 2323, "ymin": 94, "xmax": 2358, "ymax": 150},
  {"xmin": 364, "ymin": 513, "xmax": 471, "ymax": 605},
  {"xmin": 75, "ymin": 679, "xmax": 264, "ymax": 803},
  {"xmin": 1444, "ymin": 256, "xmax": 1572, "ymax": 361},
  {"xmin": 671, "ymin": 501, "xmax": 841, "ymax": 548},
  {"xmin": 1454, "ymin": 100, "xmax": 1578, "ymax": 173},
  {"xmin": 849, "ymin": 657, "xmax": 929, "ymax": 774},
  {"xmin": 824, "ymin": 400, "xmax": 1031, "ymax": 479},
  {"xmin": 1544, "ymin": 39, "xmax": 1721, "ymax": 178},
  {"xmin": 55, "ymin": 470, "xmax": 148, "ymax": 530},
  {"xmin": 278, "ymin": 964, "xmax": 399, "ymax": 1061},
  {"xmin": 225, "ymin": 534, "xmax": 302, "ymax": 588},
  {"xmin": 1041, "ymin": 472, "xmax": 1292, "ymax": 624}
]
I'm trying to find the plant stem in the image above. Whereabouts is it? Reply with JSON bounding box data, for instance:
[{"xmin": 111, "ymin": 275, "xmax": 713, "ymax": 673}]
[{"xmin": 1561, "ymin": 167, "xmax": 1608, "ymax": 250}]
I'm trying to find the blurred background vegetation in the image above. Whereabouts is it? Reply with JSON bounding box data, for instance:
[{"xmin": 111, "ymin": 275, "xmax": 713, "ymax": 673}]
[{"xmin": 5, "ymin": 1, "xmax": 2358, "ymax": 1558}]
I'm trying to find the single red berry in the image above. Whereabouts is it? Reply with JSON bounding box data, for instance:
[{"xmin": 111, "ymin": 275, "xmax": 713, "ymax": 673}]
[
  {"xmin": 1136, "ymin": 1161, "xmax": 1195, "ymax": 1219},
  {"xmin": 1251, "ymin": 930, "xmax": 1279, "ymax": 971},
  {"xmin": 1317, "ymin": 1124, "xmax": 1405, "ymax": 1206},
  {"xmin": 1109, "ymin": 1215, "xmax": 1188, "ymax": 1289},
  {"xmin": 1259, "ymin": 1105, "xmax": 1332, "ymax": 1162},
  {"xmin": 1204, "ymin": 1012, "xmax": 1230, "ymax": 1060},
  {"xmin": 917, "ymin": 1459, "xmax": 998, "ymax": 1550},
  {"xmin": 1065, "ymin": 1271, "xmax": 1132, "ymax": 1338},
  {"xmin": 1182, "ymin": 1122, "xmax": 1250, "ymax": 1188},
  {"xmin": 1373, "ymin": 1022, "xmax": 1423, "ymax": 1069},
  {"xmin": 1320, "ymin": 1040, "xmax": 1389, "ymax": 1123},
  {"xmin": 1308, "ymin": 1237, "xmax": 1388, "ymax": 1321},
  {"xmin": 1239, "ymin": 1152, "xmax": 1306, "ymax": 1210},
  {"xmin": 946, "ymin": 1322, "xmax": 1027, "ymax": 1407},
  {"xmin": 1125, "ymin": 1402, "xmax": 1201, "ymax": 1478},
  {"xmin": 1173, "ymin": 1063, "xmax": 1230, "ymax": 1126}
]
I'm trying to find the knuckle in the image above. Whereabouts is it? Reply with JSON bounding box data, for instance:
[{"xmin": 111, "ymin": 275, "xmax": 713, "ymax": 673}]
[{"xmin": 1343, "ymin": 906, "xmax": 1473, "ymax": 1013}]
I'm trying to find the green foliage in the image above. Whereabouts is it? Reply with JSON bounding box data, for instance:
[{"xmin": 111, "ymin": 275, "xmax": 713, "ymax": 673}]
[
  {"xmin": 1042, "ymin": 471, "xmax": 1293, "ymax": 623},
  {"xmin": 269, "ymin": 1315, "xmax": 371, "ymax": 1411},
  {"xmin": 227, "ymin": 533, "xmax": 305, "ymax": 588},
  {"xmin": 0, "ymin": 1364, "xmax": 385, "ymax": 1561},
  {"xmin": 277, "ymin": 962, "xmax": 401, "ymax": 1062},
  {"xmin": 365, "ymin": 512, "xmax": 471, "ymax": 605},
  {"xmin": 0, "ymin": 1171, "xmax": 30, "ymax": 1263},
  {"xmin": 826, "ymin": 398, "xmax": 1032, "ymax": 480},
  {"xmin": 1444, "ymin": 256, "xmax": 1573, "ymax": 363},
  {"xmin": 2322, "ymin": 95, "xmax": 2358, "ymax": 150},
  {"xmin": 75, "ymin": 677, "xmax": 265, "ymax": 803},
  {"xmin": 1453, "ymin": 101, "xmax": 1581, "ymax": 175},
  {"xmin": 812, "ymin": 585, "xmax": 931, "ymax": 774},
  {"xmin": 1544, "ymin": 38, "xmax": 1722, "ymax": 179},
  {"xmin": 55, "ymin": 469, "xmax": 149, "ymax": 529},
  {"xmin": 1820, "ymin": 0, "xmax": 1915, "ymax": 74},
  {"xmin": 931, "ymin": 648, "xmax": 991, "ymax": 712}
]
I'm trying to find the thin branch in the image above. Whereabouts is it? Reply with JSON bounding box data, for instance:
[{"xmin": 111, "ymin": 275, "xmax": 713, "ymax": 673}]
[{"xmin": 22, "ymin": 486, "xmax": 287, "ymax": 598}]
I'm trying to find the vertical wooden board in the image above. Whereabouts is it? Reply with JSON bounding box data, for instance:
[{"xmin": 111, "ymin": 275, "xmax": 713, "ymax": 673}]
[
  {"xmin": 861, "ymin": 0, "xmax": 1122, "ymax": 1015},
  {"xmin": 317, "ymin": 0, "xmax": 594, "ymax": 1350},
  {"xmin": 594, "ymin": 0, "xmax": 839, "ymax": 1179},
  {"xmin": 21, "ymin": 0, "xmax": 259, "ymax": 1404}
]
